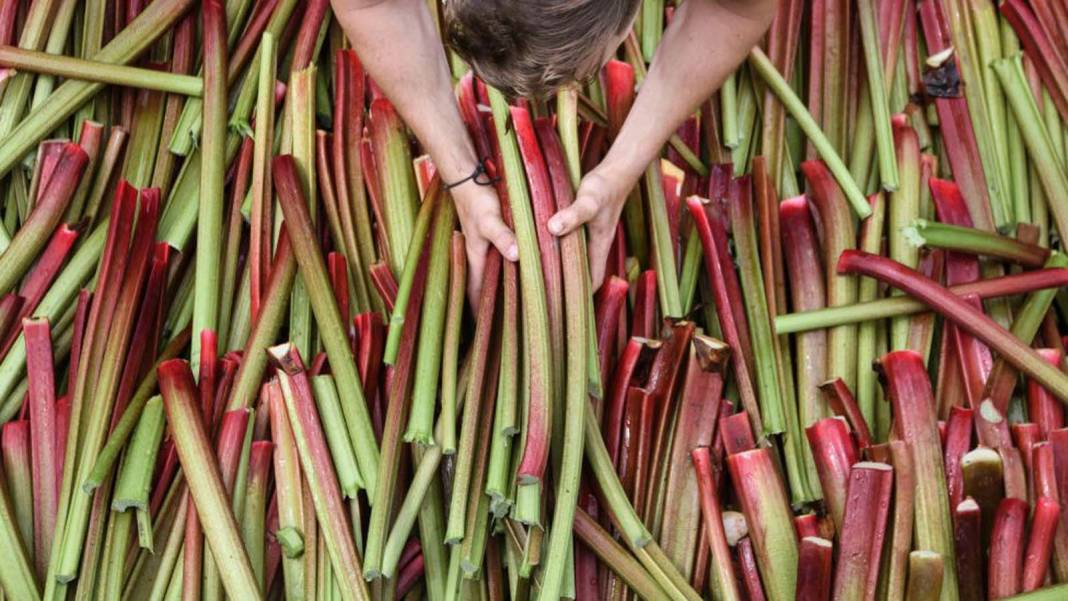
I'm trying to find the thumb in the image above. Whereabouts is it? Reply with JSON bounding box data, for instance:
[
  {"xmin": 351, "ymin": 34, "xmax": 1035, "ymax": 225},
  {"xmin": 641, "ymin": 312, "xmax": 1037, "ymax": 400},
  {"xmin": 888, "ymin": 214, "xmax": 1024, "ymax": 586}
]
[{"xmin": 548, "ymin": 190, "xmax": 600, "ymax": 237}]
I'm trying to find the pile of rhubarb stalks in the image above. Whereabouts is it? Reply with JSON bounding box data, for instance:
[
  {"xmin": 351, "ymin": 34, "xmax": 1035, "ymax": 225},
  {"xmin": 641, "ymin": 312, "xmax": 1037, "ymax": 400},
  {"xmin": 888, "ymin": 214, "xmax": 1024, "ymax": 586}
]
[{"xmin": 8, "ymin": 0, "xmax": 1068, "ymax": 599}]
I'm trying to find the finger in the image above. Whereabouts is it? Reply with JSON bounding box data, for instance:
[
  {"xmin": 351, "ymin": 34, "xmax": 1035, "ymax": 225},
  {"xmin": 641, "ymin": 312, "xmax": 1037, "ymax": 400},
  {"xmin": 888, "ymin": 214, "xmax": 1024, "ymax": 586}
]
[
  {"xmin": 466, "ymin": 238, "xmax": 487, "ymax": 307},
  {"xmin": 480, "ymin": 216, "xmax": 518, "ymax": 262},
  {"xmin": 586, "ymin": 222, "xmax": 615, "ymax": 292},
  {"xmin": 548, "ymin": 192, "xmax": 600, "ymax": 236}
]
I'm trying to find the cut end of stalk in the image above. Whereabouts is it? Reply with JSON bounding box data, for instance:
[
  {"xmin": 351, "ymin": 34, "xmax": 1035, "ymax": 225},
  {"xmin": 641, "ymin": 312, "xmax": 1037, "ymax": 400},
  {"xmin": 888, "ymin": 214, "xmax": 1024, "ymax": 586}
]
[{"xmin": 275, "ymin": 526, "xmax": 305, "ymax": 558}]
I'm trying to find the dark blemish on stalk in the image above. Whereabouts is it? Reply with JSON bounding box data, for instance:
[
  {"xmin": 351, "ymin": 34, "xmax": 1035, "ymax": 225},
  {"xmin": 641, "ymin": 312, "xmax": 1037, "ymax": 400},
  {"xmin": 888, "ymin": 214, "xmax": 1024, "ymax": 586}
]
[{"xmin": 923, "ymin": 61, "xmax": 962, "ymax": 99}]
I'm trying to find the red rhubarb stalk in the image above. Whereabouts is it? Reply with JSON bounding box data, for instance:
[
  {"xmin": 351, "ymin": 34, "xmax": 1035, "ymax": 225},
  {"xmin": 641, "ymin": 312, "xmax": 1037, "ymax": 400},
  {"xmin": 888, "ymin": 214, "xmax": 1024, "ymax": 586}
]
[
  {"xmin": 818, "ymin": 378, "xmax": 872, "ymax": 449},
  {"xmin": 796, "ymin": 536, "xmax": 833, "ymax": 601},
  {"xmin": 840, "ymin": 251, "xmax": 1068, "ymax": 403},
  {"xmin": 1030, "ymin": 349, "xmax": 1065, "ymax": 439},
  {"xmin": 831, "ymin": 462, "xmax": 893, "ymax": 600},
  {"xmin": 806, "ymin": 417, "xmax": 858, "ymax": 531},
  {"xmin": 24, "ymin": 317, "xmax": 57, "ymax": 579},
  {"xmin": 988, "ymin": 497, "xmax": 1028, "ymax": 598},
  {"xmin": 1023, "ymin": 496, "xmax": 1060, "ymax": 591}
]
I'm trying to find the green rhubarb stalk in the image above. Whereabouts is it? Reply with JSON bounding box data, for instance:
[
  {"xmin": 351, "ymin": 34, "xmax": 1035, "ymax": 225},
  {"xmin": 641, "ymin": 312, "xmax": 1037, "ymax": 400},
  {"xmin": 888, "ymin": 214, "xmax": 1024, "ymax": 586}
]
[
  {"xmin": 370, "ymin": 98, "xmax": 420, "ymax": 275},
  {"xmin": 904, "ymin": 219, "xmax": 1050, "ymax": 267},
  {"xmin": 440, "ymin": 233, "xmax": 466, "ymax": 454},
  {"xmin": 0, "ymin": 47, "xmax": 202, "ymax": 95},
  {"xmin": 267, "ymin": 380, "xmax": 307, "ymax": 600},
  {"xmin": 383, "ymin": 183, "xmax": 439, "ymax": 365},
  {"xmin": 225, "ymin": 236, "xmax": 297, "ymax": 412},
  {"xmin": 310, "ymin": 376, "xmax": 363, "ymax": 497},
  {"xmin": 405, "ymin": 195, "xmax": 456, "ymax": 445},
  {"xmin": 249, "ymin": 32, "xmax": 276, "ymax": 321},
  {"xmin": 0, "ymin": 0, "xmax": 61, "ymax": 139},
  {"xmin": 748, "ymin": 48, "xmax": 871, "ymax": 219},
  {"xmin": 191, "ymin": 0, "xmax": 229, "ymax": 370},
  {"xmin": 111, "ymin": 396, "xmax": 166, "ymax": 510},
  {"xmin": 889, "ymin": 118, "xmax": 921, "ymax": 351},
  {"xmin": 993, "ymin": 55, "xmax": 1068, "ymax": 246},
  {"xmin": 242, "ymin": 442, "xmax": 271, "ymax": 589},
  {"xmin": 274, "ymin": 154, "xmax": 380, "ymax": 496},
  {"xmin": 0, "ymin": 464, "xmax": 40, "ymax": 600},
  {"xmin": 645, "ymin": 160, "xmax": 683, "ymax": 318},
  {"xmin": 856, "ymin": 192, "xmax": 886, "ymax": 429},
  {"xmin": 722, "ymin": 73, "xmax": 740, "ymax": 149},
  {"xmin": 288, "ymin": 66, "xmax": 317, "ymax": 361},
  {"xmin": 158, "ymin": 360, "xmax": 260, "ymax": 601},
  {"xmin": 29, "ymin": 0, "xmax": 79, "ymax": 110},
  {"xmin": 857, "ymin": 0, "xmax": 899, "ymax": 191}
]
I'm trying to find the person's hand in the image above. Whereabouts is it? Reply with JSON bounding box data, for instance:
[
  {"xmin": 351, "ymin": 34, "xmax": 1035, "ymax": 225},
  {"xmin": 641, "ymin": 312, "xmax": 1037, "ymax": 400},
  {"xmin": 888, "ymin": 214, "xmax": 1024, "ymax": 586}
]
[
  {"xmin": 451, "ymin": 179, "xmax": 518, "ymax": 303},
  {"xmin": 547, "ymin": 165, "xmax": 634, "ymax": 290}
]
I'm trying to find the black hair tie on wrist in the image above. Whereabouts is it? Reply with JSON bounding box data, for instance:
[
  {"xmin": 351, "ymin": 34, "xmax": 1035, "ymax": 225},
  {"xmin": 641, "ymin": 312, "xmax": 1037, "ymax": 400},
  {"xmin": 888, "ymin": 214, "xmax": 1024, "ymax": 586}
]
[{"xmin": 444, "ymin": 159, "xmax": 498, "ymax": 191}]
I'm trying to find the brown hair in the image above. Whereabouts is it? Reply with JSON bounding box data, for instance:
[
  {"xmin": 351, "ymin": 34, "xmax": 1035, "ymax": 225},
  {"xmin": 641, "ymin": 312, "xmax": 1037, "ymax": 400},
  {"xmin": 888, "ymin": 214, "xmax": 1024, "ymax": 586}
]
[{"xmin": 445, "ymin": 0, "xmax": 640, "ymax": 98}]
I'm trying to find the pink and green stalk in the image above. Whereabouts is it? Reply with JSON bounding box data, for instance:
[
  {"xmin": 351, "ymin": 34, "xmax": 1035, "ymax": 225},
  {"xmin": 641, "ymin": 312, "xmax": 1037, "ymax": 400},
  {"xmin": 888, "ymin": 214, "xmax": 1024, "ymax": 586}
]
[
  {"xmin": 242, "ymin": 440, "xmax": 273, "ymax": 590},
  {"xmin": 660, "ymin": 337, "xmax": 728, "ymax": 580},
  {"xmin": 888, "ymin": 117, "xmax": 920, "ymax": 351},
  {"xmin": 274, "ymin": 154, "xmax": 380, "ymax": 494},
  {"xmin": 267, "ymin": 378, "xmax": 307, "ymax": 598},
  {"xmin": 191, "ymin": 0, "xmax": 228, "ymax": 370},
  {"xmin": 2, "ymin": 421, "xmax": 33, "ymax": 560},
  {"xmin": 879, "ymin": 350, "xmax": 958, "ymax": 600},
  {"xmin": 487, "ymin": 87, "xmax": 553, "ymax": 487},
  {"xmin": 54, "ymin": 187, "xmax": 158, "ymax": 583},
  {"xmin": 692, "ymin": 447, "xmax": 742, "ymax": 601},
  {"xmin": 879, "ymin": 440, "xmax": 915, "ymax": 601},
  {"xmin": 333, "ymin": 50, "xmax": 376, "ymax": 313},
  {"xmin": 727, "ymin": 446, "xmax": 799, "ymax": 601},
  {"xmin": 0, "ymin": 424, "xmax": 39, "ymax": 600},
  {"xmin": 158, "ymin": 359, "xmax": 259, "ymax": 600},
  {"xmin": 802, "ymin": 160, "xmax": 859, "ymax": 390},
  {"xmin": 369, "ymin": 98, "xmax": 420, "ymax": 275},
  {"xmin": 271, "ymin": 344, "xmax": 371, "ymax": 601},
  {"xmin": 780, "ymin": 195, "xmax": 828, "ymax": 436},
  {"xmin": 839, "ymin": 250, "xmax": 1068, "ymax": 402},
  {"xmin": 1, "ymin": 224, "xmax": 80, "ymax": 352},
  {"xmin": 943, "ymin": 406, "xmax": 975, "ymax": 512},
  {"xmin": 0, "ymin": 143, "xmax": 87, "ymax": 296}
]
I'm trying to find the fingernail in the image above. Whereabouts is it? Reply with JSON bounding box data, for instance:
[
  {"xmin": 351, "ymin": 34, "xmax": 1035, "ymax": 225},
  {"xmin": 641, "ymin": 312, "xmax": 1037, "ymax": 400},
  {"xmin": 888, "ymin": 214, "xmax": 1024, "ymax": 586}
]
[
  {"xmin": 507, "ymin": 245, "xmax": 519, "ymax": 261},
  {"xmin": 548, "ymin": 218, "xmax": 562, "ymax": 235}
]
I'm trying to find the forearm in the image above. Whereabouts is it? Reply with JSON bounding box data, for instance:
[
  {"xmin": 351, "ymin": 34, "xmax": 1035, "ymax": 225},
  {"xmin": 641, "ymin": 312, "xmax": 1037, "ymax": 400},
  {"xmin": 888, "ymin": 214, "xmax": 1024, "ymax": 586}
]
[
  {"xmin": 331, "ymin": 0, "xmax": 477, "ymax": 182},
  {"xmin": 603, "ymin": 0, "xmax": 776, "ymax": 179}
]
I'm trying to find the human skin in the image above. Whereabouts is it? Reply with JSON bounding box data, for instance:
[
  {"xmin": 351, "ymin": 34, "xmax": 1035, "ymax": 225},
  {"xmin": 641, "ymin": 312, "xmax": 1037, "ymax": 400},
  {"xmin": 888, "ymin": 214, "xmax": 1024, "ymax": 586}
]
[{"xmin": 331, "ymin": 0, "xmax": 777, "ymax": 299}]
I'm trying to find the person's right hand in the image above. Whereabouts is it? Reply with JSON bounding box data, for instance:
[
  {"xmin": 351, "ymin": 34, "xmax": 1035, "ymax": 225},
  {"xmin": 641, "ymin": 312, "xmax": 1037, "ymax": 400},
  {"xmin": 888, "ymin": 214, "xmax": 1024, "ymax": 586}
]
[
  {"xmin": 547, "ymin": 163, "xmax": 636, "ymax": 291},
  {"xmin": 451, "ymin": 178, "xmax": 518, "ymax": 304}
]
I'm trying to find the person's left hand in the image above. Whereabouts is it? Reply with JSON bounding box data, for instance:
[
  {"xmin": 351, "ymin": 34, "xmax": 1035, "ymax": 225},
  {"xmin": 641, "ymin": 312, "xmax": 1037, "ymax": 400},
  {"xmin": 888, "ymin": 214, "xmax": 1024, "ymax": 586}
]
[{"xmin": 547, "ymin": 163, "xmax": 636, "ymax": 290}]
